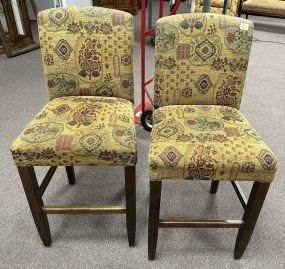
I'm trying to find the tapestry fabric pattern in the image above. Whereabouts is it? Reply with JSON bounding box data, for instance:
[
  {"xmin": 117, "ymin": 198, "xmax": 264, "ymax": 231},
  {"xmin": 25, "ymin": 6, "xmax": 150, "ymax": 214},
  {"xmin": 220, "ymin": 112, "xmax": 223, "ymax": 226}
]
[
  {"xmin": 11, "ymin": 96, "xmax": 136, "ymax": 166},
  {"xmin": 149, "ymin": 13, "xmax": 277, "ymax": 183},
  {"xmin": 10, "ymin": 7, "xmax": 136, "ymax": 167},
  {"xmin": 154, "ymin": 13, "xmax": 253, "ymax": 109},
  {"xmin": 38, "ymin": 6, "xmax": 134, "ymax": 102},
  {"xmin": 148, "ymin": 105, "xmax": 278, "ymax": 183}
]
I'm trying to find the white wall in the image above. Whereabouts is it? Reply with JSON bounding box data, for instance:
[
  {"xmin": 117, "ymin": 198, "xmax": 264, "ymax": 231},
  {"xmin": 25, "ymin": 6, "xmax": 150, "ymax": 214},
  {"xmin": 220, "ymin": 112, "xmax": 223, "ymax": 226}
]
[
  {"xmin": 27, "ymin": 0, "xmax": 55, "ymax": 20},
  {"xmin": 62, "ymin": 0, "xmax": 92, "ymax": 6},
  {"xmin": 27, "ymin": 0, "xmax": 92, "ymax": 20}
]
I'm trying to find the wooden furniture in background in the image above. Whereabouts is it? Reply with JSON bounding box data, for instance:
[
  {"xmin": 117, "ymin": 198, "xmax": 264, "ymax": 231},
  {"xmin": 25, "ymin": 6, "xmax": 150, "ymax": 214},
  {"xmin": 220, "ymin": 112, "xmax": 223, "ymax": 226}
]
[
  {"xmin": 93, "ymin": 0, "xmax": 138, "ymax": 15},
  {"xmin": 0, "ymin": 0, "xmax": 38, "ymax": 57},
  {"xmin": 238, "ymin": 0, "xmax": 285, "ymax": 18}
]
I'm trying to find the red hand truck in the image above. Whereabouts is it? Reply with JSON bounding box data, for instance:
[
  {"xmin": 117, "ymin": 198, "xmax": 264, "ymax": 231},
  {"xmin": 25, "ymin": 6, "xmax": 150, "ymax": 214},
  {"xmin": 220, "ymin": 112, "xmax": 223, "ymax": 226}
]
[{"xmin": 134, "ymin": 0, "xmax": 182, "ymax": 131}]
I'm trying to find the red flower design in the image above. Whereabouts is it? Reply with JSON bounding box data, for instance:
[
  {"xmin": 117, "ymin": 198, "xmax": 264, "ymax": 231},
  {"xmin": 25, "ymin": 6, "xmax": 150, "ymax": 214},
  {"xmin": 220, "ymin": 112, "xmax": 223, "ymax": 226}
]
[
  {"xmin": 47, "ymin": 79, "xmax": 54, "ymax": 88},
  {"xmin": 115, "ymin": 130, "xmax": 125, "ymax": 137},
  {"xmin": 226, "ymin": 33, "xmax": 236, "ymax": 43},
  {"xmin": 122, "ymin": 80, "xmax": 129, "ymax": 88}
]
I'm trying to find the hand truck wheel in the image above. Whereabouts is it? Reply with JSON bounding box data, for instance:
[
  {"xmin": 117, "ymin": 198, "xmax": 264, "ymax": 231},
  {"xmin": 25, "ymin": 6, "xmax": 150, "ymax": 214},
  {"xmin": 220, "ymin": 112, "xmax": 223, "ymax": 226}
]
[
  {"xmin": 151, "ymin": 36, "xmax": 155, "ymax": 46},
  {"xmin": 141, "ymin": 108, "xmax": 153, "ymax": 132}
]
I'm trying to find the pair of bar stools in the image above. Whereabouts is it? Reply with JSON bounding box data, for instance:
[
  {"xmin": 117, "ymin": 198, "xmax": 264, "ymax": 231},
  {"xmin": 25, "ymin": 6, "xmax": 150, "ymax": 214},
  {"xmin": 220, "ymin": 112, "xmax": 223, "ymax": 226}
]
[{"xmin": 10, "ymin": 7, "xmax": 278, "ymax": 260}]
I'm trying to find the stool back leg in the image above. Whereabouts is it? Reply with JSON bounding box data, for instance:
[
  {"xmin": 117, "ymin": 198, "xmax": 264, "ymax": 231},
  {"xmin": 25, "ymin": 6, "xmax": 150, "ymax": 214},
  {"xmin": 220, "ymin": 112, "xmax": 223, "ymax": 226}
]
[
  {"xmin": 17, "ymin": 166, "xmax": 51, "ymax": 246},
  {"xmin": 148, "ymin": 181, "xmax": 162, "ymax": 260},
  {"xmin": 210, "ymin": 181, "xmax": 220, "ymax": 193},
  {"xmin": 65, "ymin": 166, "xmax": 76, "ymax": 185},
  {"xmin": 125, "ymin": 166, "xmax": 136, "ymax": 246},
  {"xmin": 234, "ymin": 181, "xmax": 270, "ymax": 259}
]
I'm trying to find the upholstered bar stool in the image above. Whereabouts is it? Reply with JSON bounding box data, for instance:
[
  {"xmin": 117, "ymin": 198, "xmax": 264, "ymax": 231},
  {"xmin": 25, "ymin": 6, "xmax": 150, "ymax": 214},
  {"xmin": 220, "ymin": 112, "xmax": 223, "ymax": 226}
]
[
  {"xmin": 148, "ymin": 13, "xmax": 278, "ymax": 259},
  {"xmin": 10, "ymin": 7, "xmax": 136, "ymax": 246}
]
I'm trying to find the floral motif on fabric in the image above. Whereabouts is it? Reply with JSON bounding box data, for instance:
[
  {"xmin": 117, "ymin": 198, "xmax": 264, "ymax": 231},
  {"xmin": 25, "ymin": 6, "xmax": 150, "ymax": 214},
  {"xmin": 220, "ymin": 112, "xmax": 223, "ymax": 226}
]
[
  {"xmin": 79, "ymin": 132, "xmax": 103, "ymax": 154},
  {"xmin": 159, "ymin": 146, "xmax": 183, "ymax": 167},
  {"xmin": 56, "ymin": 135, "xmax": 74, "ymax": 151},
  {"xmin": 178, "ymin": 14, "xmax": 207, "ymax": 36},
  {"xmin": 219, "ymin": 106, "xmax": 244, "ymax": 122},
  {"xmin": 189, "ymin": 36, "xmax": 222, "ymax": 65},
  {"xmin": 46, "ymin": 73, "xmax": 80, "ymax": 97},
  {"xmin": 77, "ymin": 38, "xmax": 102, "ymax": 80},
  {"xmin": 185, "ymin": 117, "xmax": 224, "ymax": 131},
  {"xmin": 224, "ymin": 25, "xmax": 253, "ymax": 54},
  {"xmin": 44, "ymin": 54, "xmax": 54, "ymax": 65},
  {"xmin": 187, "ymin": 145, "xmax": 217, "ymax": 180},
  {"xmin": 98, "ymin": 150, "xmax": 136, "ymax": 165},
  {"xmin": 257, "ymin": 149, "xmax": 277, "ymax": 170},
  {"xmin": 20, "ymin": 122, "xmax": 64, "ymax": 143},
  {"xmin": 241, "ymin": 162, "xmax": 255, "ymax": 173},
  {"xmin": 112, "ymin": 126, "xmax": 136, "ymax": 149},
  {"xmin": 91, "ymin": 82, "xmax": 118, "ymax": 97},
  {"xmin": 155, "ymin": 56, "xmax": 177, "ymax": 69},
  {"xmin": 194, "ymin": 74, "xmax": 213, "ymax": 94},
  {"xmin": 54, "ymin": 39, "xmax": 73, "ymax": 60},
  {"xmin": 120, "ymin": 74, "xmax": 134, "ymax": 96},
  {"xmin": 156, "ymin": 23, "xmax": 179, "ymax": 52},
  {"xmin": 176, "ymin": 43, "xmax": 190, "ymax": 60},
  {"xmin": 45, "ymin": 8, "xmax": 71, "ymax": 31},
  {"xmin": 67, "ymin": 104, "xmax": 102, "ymax": 128},
  {"xmin": 52, "ymin": 104, "xmax": 70, "ymax": 115},
  {"xmin": 215, "ymin": 75, "xmax": 242, "ymax": 107}
]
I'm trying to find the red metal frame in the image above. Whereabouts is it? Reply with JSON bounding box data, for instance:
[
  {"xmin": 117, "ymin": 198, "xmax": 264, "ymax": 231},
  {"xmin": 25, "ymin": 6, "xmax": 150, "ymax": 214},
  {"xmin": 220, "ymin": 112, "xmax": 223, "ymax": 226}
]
[{"xmin": 134, "ymin": 0, "xmax": 181, "ymax": 124}]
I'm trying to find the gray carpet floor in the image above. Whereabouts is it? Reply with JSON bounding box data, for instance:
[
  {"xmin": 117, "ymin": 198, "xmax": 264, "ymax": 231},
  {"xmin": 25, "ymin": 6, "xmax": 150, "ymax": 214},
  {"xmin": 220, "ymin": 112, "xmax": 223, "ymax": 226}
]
[{"xmin": 0, "ymin": 5, "xmax": 285, "ymax": 269}]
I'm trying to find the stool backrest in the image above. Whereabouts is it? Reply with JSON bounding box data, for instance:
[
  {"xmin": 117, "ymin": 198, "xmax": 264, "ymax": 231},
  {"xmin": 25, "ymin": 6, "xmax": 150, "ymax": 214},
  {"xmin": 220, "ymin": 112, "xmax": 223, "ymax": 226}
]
[
  {"xmin": 38, "ymin": 7, "xmax": 134, "ymax": 102},
  {"xmin": 154, "ymin": 13, "xmax": 253, "ymax": 109}
]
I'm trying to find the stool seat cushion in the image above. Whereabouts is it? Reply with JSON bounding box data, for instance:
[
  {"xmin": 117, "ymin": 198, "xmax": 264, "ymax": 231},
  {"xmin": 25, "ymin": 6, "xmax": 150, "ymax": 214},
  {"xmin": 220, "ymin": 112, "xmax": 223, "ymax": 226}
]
[
  {"xmin": 11, "ymin": 96, "xmax": 136, "ymax": 166},
  {"xmin": 148, "ymin": 105, "xmax": 277, "ymax": 182}
]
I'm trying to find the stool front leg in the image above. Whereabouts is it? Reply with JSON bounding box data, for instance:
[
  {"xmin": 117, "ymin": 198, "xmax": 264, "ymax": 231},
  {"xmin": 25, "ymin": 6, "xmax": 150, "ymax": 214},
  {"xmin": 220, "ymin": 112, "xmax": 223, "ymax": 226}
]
[
  {"xmin": 210, "ymin": 180, "xmax": 220, "ymax": 193},
  {"xmin": 148, "ymin": 181, "xmax": 162, "ymax": 260},
  {"xmin": 234, "ymin": 181, "xmax": 270, "ymax": 259},
  {"xmin": 17, "ymin": 166, "xmax": 51, "ymax": 246},
  {"xmin": 125, "ymin": 166, "xmax": 136, "ymax": 246},
  {"xmin": 65, "ymin": 166, "xmax": 76, "ymax": 185}
]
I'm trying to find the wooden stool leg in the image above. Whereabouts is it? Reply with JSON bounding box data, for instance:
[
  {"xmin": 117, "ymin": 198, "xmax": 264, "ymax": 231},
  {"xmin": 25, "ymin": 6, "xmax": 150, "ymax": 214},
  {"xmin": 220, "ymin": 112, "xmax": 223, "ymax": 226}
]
[
  {"xmin": 234, "ymin": 181, "xmax": 270, "ymax": 259},
  {"xmin": 17, "ymin": 166, "xmax": 51, "ymax": 246},
  {"xmin": 125, "ymin": 166, "xmax": 136, "ymax": 246},
  {"xmin": 65, "ymin": 166, "xmax": 76, "ymax": 185},
  {"xmin": 210, "ymin": 181, "xmax": 220, "ymax": 193},
  {"xmin": 148, "ymin": 181, "xmax": 162, "ymax": 260}
]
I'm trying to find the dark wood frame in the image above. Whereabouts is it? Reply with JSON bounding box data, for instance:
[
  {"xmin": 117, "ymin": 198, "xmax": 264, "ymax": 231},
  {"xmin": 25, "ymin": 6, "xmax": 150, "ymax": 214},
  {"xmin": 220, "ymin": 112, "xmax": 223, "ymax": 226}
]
[
  {"xmin": 0, "ymin": 0, "xmax": 39, "ymax": 57},
  {"xmin": 92, "ymin": 0, "xmax": 138, "ymax": 15},
  {"xmin": 18, "ymin": 165, "xmax": 136, "ymax": 246},
  {"xmin": 148, "ymin": 180, "xmax": 270, "ymax": 260}
]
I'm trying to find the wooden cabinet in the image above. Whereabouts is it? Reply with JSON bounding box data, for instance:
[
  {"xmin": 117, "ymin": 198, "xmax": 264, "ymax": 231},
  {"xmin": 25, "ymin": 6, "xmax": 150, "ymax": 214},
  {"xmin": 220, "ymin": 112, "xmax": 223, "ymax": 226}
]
[
  {"xmin": 93, "ymin": 0, "xmax": 138, "ymax": 15},
  {"xmin": 0, "ymin": 0, "xmax": 38, "ymax": 57}
]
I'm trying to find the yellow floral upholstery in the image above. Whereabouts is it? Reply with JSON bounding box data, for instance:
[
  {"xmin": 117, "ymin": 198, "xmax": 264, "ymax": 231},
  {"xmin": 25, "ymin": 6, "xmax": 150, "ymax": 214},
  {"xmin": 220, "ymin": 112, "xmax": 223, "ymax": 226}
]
[
  {"xmin": 149, "ymin": 13, "xmax": 278, "ymax": 183},
  {"xmin": 148, "ymin": 105, "xmax": 277, "ymax": 183},
  {"xmin": 195, "ymin": 0, "xmax": 240, "ymax": 16},
  {"xmin": 10, "ymin": 7, "xmax": 136, "ymax": 168},
  {"xmin": 11, "ymin": 96, "xmax": 136, "ymax": 166},
  {"xmin": 154, "ymin": 13, "xmax": 253, "ymax": 109},
  {"xmin": 37, "ymin": 6, "xmax": 134, "ymax": 102}
]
